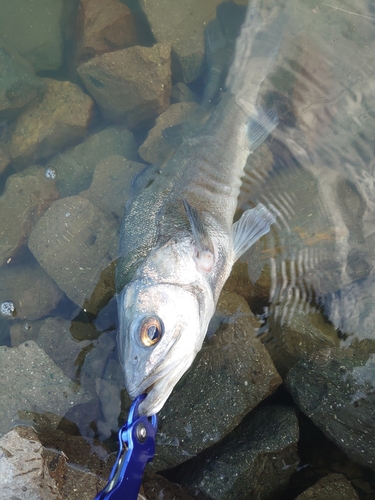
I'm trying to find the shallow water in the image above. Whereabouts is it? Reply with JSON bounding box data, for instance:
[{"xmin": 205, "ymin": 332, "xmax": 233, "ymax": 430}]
[{"xmin": 0, "ymin": 0, "xmax": 374, "ymax": 497}]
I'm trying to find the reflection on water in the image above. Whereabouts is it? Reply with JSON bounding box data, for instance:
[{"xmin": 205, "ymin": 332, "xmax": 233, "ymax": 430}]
[{"xmin": 0, "ymin": 0, "xmax": 375, "ymax": 497}]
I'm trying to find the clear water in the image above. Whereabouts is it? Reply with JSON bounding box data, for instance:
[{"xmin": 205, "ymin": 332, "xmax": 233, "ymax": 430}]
[{"xmin": 0, "ymin": 0, "xmax": 374, "ymax": 496}]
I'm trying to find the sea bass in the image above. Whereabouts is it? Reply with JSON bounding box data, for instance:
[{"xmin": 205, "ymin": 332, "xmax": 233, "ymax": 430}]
[{"xmin": 116, "ymin": 1, "xmax": 287, "ymax": 416}]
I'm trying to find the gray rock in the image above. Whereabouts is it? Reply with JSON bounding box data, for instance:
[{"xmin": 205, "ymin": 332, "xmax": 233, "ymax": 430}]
[
  {"xmin": 139, "ymin": 0, "xmax": 223, "ymax": 83},
  {"xmin": 177, "ymin": 405, "xmax": 299, "ymax": 500},
  {"xmin": 138, "ymin": 102, "xmax": 200, "ymax": 164},
  {"xmin": 78, "ymin": 43, "xmax": 171, "ymax": 125},
  {"xmin": 28, "ymin": 195, "xmax": 118, "ymax": 309},
  {"xmin": 0, "ymin": 146, "xmax": 9, "ymax": 175},
  {"xmin": 9, "ymin": 78, "xmax": 94, "ymax": 167},
  {"xmin": 49, "ymin": 125, "xmax": 138, "ymax": 197},
  {"xmin": 0, "ymin": 426, "xmax": 61, "ymax": 499},
  {"xmin": 36, "ymin": 317, "xmax": 91, "ymax": 381},
  {"xmin": 295, "ymin": 473, "xmax": 359, "ymax": 500},
  {"xmin": 152, "ymin": 291, "xmax": 282, "ymax": 470},
  {"xmin": 259, "ymin": 308, "xmax": 339, "ymax": 378},
  {"xmin": 0, "ymin": 40, "xmax": 46, "ymax": 120},
  {"xmin": 0, "ymin": 262, "xmax": 64, "ymax": 321},
  {"xmin": 286, "ymin": 346, "xmax": 375, "ymax": 471},
  {"xmin": 0, "ymin": 165, "xmax": 59, "ymax": 267},
  {"xmin": 10, "ymin": 319, "xmax": 44, "ymax": 347},
  {"xmin": 0, "ymin": 340, "xmax": 92, "ymax": 437},
  {"xmin": 81, "ymin": 154, "xmax": 146, "ymax": 220},
  {"xmin": 0, "ymin": 0, "xmax": 68, "ymax": 72}
]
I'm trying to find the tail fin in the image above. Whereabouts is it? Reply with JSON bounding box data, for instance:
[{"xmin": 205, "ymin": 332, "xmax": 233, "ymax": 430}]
[{"xmin": 226, "ymin": 1, "xmax": 289, "ymax": 112}]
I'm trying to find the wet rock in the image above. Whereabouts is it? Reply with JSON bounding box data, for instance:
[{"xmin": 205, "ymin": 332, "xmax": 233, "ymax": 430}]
[
  {"xmin": 28, "ymin": 195, "xmax": 118, "ymax": 310},
  {"xmin": 81, "ymin": 154, "xmax": 146, "ymax": 220},
  {"xmin": 0, "ymin": 426, "xmax": 61, "ymax": 499},
  {"xmin": 295, "ymin": 473, "xmax": 359, "ymax": 500},
  {"xmin": 0, "ymin": 165, "xmax": 59, "ymax": 266},
  {"xmin": 0, "ymin": 340, "xmax": 92, "ymax": 437},
  {"xmin": 10, "ymin": 318, "xmax": 44, "ymax": 346},
  {"xmin": 152, "ymin": 291, "xmax": 282, "ymax": 470},
  {"xmin": 0, "ymin": 146, "xmax": 10, "ymax": 175},
  {"xmin": 138, "ymin": 102, "xmax": 200, "ymax": 164},
  {"xmin": 49, "ymin": 124, "xmax": 138, "ymax": 197},
  {"xmin": 0, "ymin": 426, "xmax": 109, "ymax": 500},
  {"xmin": 142, "ymin": 471, "xmax": 196, "ymax": 500},
  {"xmin": 139, "ymin": 0, "xmax": 222, "ymax": 83},
  {"xmin": 176, "ymin": 405, "xmax": 299, "ymax": 500},
  {"xmin": 171, "ymin": 82, "xmax": 199, "ymax": 104},
  {"xmin": 0, "ymin": 0, "xmax": 67, "ymax": 72},
  {"xmin": 0, "ymin": 262, "xmax": 64, "ymax": 321},
  {"xmin": 36, "ymin": 317, "xmax": 91, "ymax": 381},
  {"xmin": 10, "ymin": 78, "xmax": 94, "ymax": 167},
  {"xmin": 259, "ymin": 308, "xmax": 339, "ymax": 378},
  {"xmin": 77, "ymin": 0, "xmax": 137, "ymax": 61},
  {"xmin": 0, "ymin": 40, "xmax": 46, "ymax": 120},
  {"xmin": 286, "ymin": 346, "xmax": 375, "ymax": 471},
  {"xmin": 77, "ymin": 43, "xmax": 171, "ymax": 125}
]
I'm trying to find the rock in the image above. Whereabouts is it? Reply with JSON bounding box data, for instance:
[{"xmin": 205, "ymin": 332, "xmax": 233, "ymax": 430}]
[
  {"xmin": 138, "ymin": 102, "xmax": 200, "ymax": 164},
  {"xmin": 0, "ymin": 0, "xmax": 67, "ymax": 72},
  {"xmin": 77, "ymin": 43, "xmax": 171, "ymax": 125},
  {"xmin": 0, "ymin": 40, "xmax": 46, "ymax": 120},
  {"xmin": 295, "ymin": 473, "xmax": 359, "ymax": 500},
  {"xmin": 0, "ymin": 426, "xmax": 110, "ymax": 500},
  {"xmin": 81, "ymin": 154, "xmax": 146, "ymax": 220},
  {"xmin": 0, "ymin": 262, "xmax": 64, "ymax": 321},
  {"xmin": 77, "ymin": 0, "xmax": 137, "ymax": 61},
  {"xmin": 49, "ymin": 124, "xmax": 138, "ymax": 197},
  {"xmin": 286, "ymin": 346, "xmax": 375, "ymax": 471},
  {"xmin": 0, "ymin": 165, "xmax": 59, "ymax": 267},
  {"xmin": 0, "ymin": 146, "xmax": 10, "ymax": 175},
  {"xmin": 142, "ymin": 471, "xmax": 196, "ymax": 500},
  {"xmin": 0, "ymin": 426, "xmax": 62, "ymax": 499},
  {"xmin": 171, "ymin": 82, "xmax": 199, "ymax": 104},
  {"xmin": 259, "ymin": 308, "xmax": 339, "ymax": 378},
  {"xmin": 28, "ymin": 195, "xmax": 118, "ymax": 310},
  {"xmin": 36, "ymin": 317, "xmax": 91, "ymax": 380},
  {"xmin": 10, "ymin": 319, "xmax": 44, "ymax": 347},
  {"xmin": 139, "ymin": 0, "xmax": 222, "ymax": 83},
  {"xmin": 0, "ymin": 340, "xmax": 92, "ymax": 437},
  {"xmin": 176, "ymin": 405, "xmax": 299, "ymax": 500},
  {"xmin": 10, "ymin": 78, "xmax": 94, "ymax": 167},
  {"xmin": 151, "ymin": 291, "xmax": 282, "ymax": 470}
]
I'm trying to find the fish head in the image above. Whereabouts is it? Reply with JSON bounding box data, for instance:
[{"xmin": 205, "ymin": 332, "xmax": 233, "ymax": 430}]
[{"xmin": 117, "ymin": 278, "xmax": 214, "ymax": 416}]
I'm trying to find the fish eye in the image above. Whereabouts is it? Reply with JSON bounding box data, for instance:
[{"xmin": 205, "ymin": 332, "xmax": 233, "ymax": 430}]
[{"xmin": 139, "ymin": 316, "xmax": 163, "ymax": 346}]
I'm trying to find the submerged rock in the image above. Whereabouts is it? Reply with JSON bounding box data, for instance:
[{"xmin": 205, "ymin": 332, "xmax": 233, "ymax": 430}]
[
  {"xmin": 138, "ymin": 102, "xmax": 200, "ymax": 164},
  {"xmin": 0, "ymin": 340, "xmax": 92, "ymax": 437},
  {"xmin": 49, "ymin": 124, "xmax": 138, "ymax": 197},
  {"xmin": 0, "ymin": 0, "xmax": 68, "ymax": 72},
  {"xmin": 77, "ymin": 0, "xmax": 137, "ymax": 61},
  {"xmin": 0, "ymin": 165, "xmax": 59, "ymax": 266},
  {"xmin": 78, "ymin": 43, "xmax": 171, "ymax": 125},
  {"xmin": 171, "ymin": 82, "xmax": 199, "ymax": 104},
  {"xmin": 176, "ymin": 405, "xmax": 299, "ymax": 500},
  {"xmin": 28, "ymin": 195, "xmax": 118, "ymax": 309},
  {"xmin": 152, "ymin": 291, "xmax": 282, "ymax": 470},
  {"xmin": 0, "ymin": 146, "xmax": 10, "ymax": 175},
  {"xmin": 10, "ymin": 78, "xmax": 94, "ymax": 167},
  {"xmin": 81, "ymin": 154, "xmax": 146, "ymax": 221},
  {"xmin": 295, "ymin": 473, "xmax": 359, "ymax": 500},
  {"xmin": 0, "ymin": 40, "xmax": 46, "ymax": 120},
  {"xmin": 286, "ymin": 346, "xmax": 375, "ymax": 471},
  {"xmin": 0, "ymin": 262, "xmax": 64, "ymax": 321},
  {"xmin": 139, "ymin": 0, "xmax": 222, "ymax": 83}
]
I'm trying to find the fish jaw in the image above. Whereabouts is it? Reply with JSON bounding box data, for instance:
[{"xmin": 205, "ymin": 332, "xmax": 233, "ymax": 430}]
[{"xmin": 117, "ymin": 280, "xmax": 214, "ymax": 416}]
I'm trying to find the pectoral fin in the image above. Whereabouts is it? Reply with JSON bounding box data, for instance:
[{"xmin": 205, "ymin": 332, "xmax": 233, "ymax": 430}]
[
  {"xmin": 232, "ymin": 203, "xmax": 276, "ymax": 261},
  {"xmin": 183, "ymin": 199, "xmax": 215, "ymax": 273}
]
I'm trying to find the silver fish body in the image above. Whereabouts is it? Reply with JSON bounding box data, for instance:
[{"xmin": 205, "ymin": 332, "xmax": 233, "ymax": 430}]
[{"xmin": 116, "ymin": 1, "xmax": 287, "ymax": 415}]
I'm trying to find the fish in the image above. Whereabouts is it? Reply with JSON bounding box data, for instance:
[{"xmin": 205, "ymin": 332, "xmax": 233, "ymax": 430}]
[{"xmin": 116, "ymin": 1, "xmax": 288, "ymax": 416}]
